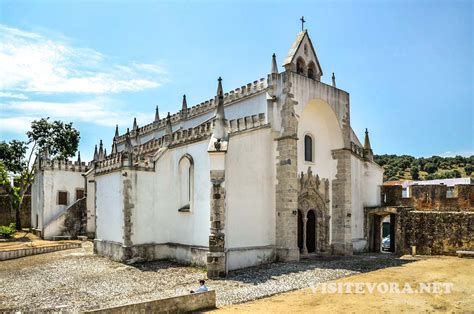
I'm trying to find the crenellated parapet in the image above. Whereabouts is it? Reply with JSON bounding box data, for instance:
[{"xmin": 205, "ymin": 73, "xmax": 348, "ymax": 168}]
[
  {"xmin": 228, "ymin": 113, "xmax": 266, "ymax": 133},
  {"xmin": 114, "ymin": 78, "xmax": 269, "ymax": 144},
  {"xmin": 95, "ymin": 112, "xmax": 268, "ymax": 175},
  {"xmin": 39, "ymin": 159, "xmax": 91, "ymax": 172}
]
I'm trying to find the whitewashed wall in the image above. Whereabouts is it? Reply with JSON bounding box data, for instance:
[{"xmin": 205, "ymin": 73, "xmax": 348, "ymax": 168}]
[
  {"xmin": 30, "ymin": 171, "xmax": 44, "ymax": 230},
  {"xmin": 40, "ymin": 170, "xmax": 85, "ymax": 238},
  {"xmin": 95, "ymin": 171, "xmax": 123, "ymax": 243},
  {"xmin": 350, "ymin": 156, "xmax": 384, "ymax": 252},
  {"xmin": 132, "ymin": 140, "xmax": 210, "ymax": 247},
  {"xmin": 296, "ymin": 98, "xmax": 345, "ymax": 245},
  {"xmin": 225, "ymin": 128, "xmax": 275, "ymax": 249}
]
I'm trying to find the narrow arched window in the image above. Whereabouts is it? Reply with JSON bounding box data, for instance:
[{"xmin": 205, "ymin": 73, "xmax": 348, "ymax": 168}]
[
  {"xmin": 296, "ymin": 57, "xmax": 306, "ymax": 75},
  {"xmin": 178, "ymin": 154, "xmax": 194, "ymax": 212},
  {"xmin": 304, "ymin": 135, "xmax": 313, "ymax": 162}
]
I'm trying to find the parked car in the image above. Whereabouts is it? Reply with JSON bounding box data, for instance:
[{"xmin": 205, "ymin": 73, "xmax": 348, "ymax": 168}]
[{"xmin": 382, "ymin": 235, "xmax": 390, "ymax": 251}]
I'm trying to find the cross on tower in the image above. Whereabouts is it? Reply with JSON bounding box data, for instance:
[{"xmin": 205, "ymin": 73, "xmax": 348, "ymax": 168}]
[{"xmin": 300, "ymin": 16, "xmax": 306, "ymax": 31}]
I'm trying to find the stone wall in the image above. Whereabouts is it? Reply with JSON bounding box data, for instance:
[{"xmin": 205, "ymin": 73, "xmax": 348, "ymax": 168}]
[
  {"xmin": 381, "ymin": 184, "xmax": 474, "ymax": 210},
  {"xmin": 396, "ymin": 209, "xmax": 474, "ymax": 255},
  {"xmin": 0, "ymin": 195, "xmax": 31, "ymax": 228}
]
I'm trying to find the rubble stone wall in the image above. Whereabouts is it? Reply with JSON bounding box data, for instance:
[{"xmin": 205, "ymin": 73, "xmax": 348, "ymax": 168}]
[
  {"xmin": 382, "ymin": 184, "xmax": 474, "ymax": 211},
  {"xmin": 397, "ymin": 209, "xmax": 474, "ymax": 255},
  {"xmin": 0, "ymin": 195, "xmax": 31, "ymax": 227}
]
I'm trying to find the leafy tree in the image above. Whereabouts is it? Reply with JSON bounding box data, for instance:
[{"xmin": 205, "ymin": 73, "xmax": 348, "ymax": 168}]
[
  {"xmin": 410, "ymin": 166, "xmax": 420, "ymax": 180},
  {"xmin": 465, "ymin": 164, "xmax": 473, "ymax": 176},
  {"xmin": 424, "ymin": 162, "xmax": 437, "ymax": 174},
  {"xmin": 0, "ymin": 118, "xmax": 80, "ymax": 229},
  {"xmin": 452, "ymin": 169, "xmax": 461, "ymax": 178}
]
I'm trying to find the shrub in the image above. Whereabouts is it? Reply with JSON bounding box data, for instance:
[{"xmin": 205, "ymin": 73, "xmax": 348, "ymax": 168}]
[{"xmin": 0, "ymin": 223, "xmax": 16, "ymax": 239}]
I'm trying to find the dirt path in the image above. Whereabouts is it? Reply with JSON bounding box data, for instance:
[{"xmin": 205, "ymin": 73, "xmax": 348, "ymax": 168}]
[
  {"xmin": 0, "ymin": 231, "xmax": 80, "ymax": 251},
  {"xmin": 215, "ymin": 256, "xmax": 474, "ymax": 313}
]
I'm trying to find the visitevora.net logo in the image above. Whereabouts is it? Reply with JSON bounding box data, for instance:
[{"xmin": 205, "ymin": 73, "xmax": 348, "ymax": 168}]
[{"xmin": 310, "ymin": 282, "xmax": 454, "ymax": 295}]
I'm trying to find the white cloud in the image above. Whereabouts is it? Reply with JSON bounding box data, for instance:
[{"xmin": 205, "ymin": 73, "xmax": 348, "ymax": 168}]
[
  {"xmin": 0, "ymin": 97, "xmax": 154, "ymax": 134},
  {"xmin": 0, "ymin": 92, "xmax": 28, "ymax": 100},
  {"xmin": 0, "ymin": 24, "xmax": 167, "ymax": 94},
  {"xmin": 0, "ymin": 116, "xmax": 39, "ymax": 134}
]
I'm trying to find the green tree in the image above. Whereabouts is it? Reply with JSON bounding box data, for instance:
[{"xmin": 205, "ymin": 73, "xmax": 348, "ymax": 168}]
[
  {"xmin": 452, "ymin": 169, "xmax": 461, "ymax": 178},
  {"xmin": 0, "ymin": 118, "xmax": 80, "ymax": 229},
  {"xmin": 465, "ymin": 164, "xmax": 473, "ymax": 176},
  {"xmin": 410, "ymin": 166, "xmax": 420, "ymax": 180},
  {"xmin": 424, "ymin": 162, "xmax": 437, "ymax": 174}
]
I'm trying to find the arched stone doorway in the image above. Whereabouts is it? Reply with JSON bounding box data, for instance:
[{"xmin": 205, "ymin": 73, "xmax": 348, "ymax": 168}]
[
  {"xmin": 306, "ymin": 210, "xmax": 316, "ymax": 253},
  {"xmin": 297, "ymin": 167, "xmax": 330, "ymax": 256}
]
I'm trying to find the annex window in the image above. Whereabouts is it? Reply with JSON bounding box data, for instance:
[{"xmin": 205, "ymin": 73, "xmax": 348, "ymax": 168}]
[
  {"xmin": 58, "ymin": 191, "xmax": 68, "ymax": 206},
  {"xmin": 178, "ymin": 154, "xmax": 194, "ymax": 212},
  {"xmin": 304, "ymin": 135, "xmax": 313, "ymax": 162},
  {"xmin": 446, "ymin": 187, "xmax": 455, "ymax": 198},
  {"xmin": 75, "ymin": 188, "xmax": 85, "ymax": 201}
]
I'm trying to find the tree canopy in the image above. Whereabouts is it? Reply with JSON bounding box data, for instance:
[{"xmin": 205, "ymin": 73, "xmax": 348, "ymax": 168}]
[{"xmin": 374, "ymin": 154, "xmax": 474, "ymax": 182}]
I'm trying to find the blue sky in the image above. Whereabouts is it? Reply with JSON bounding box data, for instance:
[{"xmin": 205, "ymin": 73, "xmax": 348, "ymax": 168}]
[{"xmin": 0, "ymin": 0, "xmax": 472, "ymax": 160}]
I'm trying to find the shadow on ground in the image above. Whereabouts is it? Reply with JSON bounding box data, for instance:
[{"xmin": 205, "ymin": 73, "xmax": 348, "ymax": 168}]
[{"xmin": 127, "ymin": 253, "xmax": 415, "ymax": 285}]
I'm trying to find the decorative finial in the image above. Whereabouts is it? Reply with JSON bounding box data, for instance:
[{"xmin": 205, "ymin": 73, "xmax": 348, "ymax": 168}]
[
  {"xmin": 364, "ymin": 128, "xmax": 374, "ymax": 160},
  {"xmin": 111, "ymin": 141, "xmax": 117, "ymax": 155},
  {"xmin": 114, "ymin": 124, "xmax": 119, "ymax": 138},
  {"xmin": 98, "ymin": 140, "xmax": 104, "ymax": 161},
  {"xmin": 213, "ymin": 77, "xmax": 227, "ymax": 140},
  {"xmin": 332, "ymin": 72, "xmax": 336, "ymax": 87},
  {"xmin": 93, "ymin": 145, "xmax": 99, "ymax": 161},
  {"xmin": 271, "ymin": 53, "xmax": 278, "ymax": 75},
  {"xmin": 133, "ymin": 117, "xmax": 138, "ymax": 130},
  {"xmin": 217, "ymin": 76, "xmax": 223, "ymax": 97},
  {"xmin": 77, "ymin": 151, "xmax": 81, "ymax": 163},
  {"xmin": 155, "ymin": 105, "xmax": 160, "ymax": 121},
  {"xmin": 181, "ymin": 94, "xmax": 188, "ymax": 119},
  {"xmin": 164, "ymin": 112, "xmax": 173, "ymax": 145},
  {"xmin": 300, "ymin": 16, "xmax": 306, "ymax": 32}
]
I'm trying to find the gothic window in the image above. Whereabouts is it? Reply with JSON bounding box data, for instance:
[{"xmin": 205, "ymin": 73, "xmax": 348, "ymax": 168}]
[
  {"xmin": 296, "ymin": 57, "xmax": 306, "ymax": 75},
  {"xmin": 307, "ymin": 62, "xmax": 316, "ymax": 80},
  {"xmin": 304, "ymin": 135, "xmax": 313, "ymax": 162},
  {"xmin": 178, "ymin": 154, "xmax": 194, "ymax": 212},
  {"xmin": 58, "ymin": 191, "xmax": 68, "ymax": 205}
]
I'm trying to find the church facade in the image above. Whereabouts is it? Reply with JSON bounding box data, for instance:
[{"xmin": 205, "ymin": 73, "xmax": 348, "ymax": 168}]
[{"xmin": 33, "ymin": 30, "xmax": 384, "ymax": 278}]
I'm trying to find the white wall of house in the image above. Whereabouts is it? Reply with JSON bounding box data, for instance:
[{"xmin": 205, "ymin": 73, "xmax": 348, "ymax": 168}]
[
  {"xmin": 31, "ymin": 171, "xmax": 44, "ymax": 230},
  {"xmin": 39, "ymin": 169, "xmax": 85, "ymax": 239},
  {"xmin": 95, "ymin": 171, "xmax": 124, "ymax": 243}
]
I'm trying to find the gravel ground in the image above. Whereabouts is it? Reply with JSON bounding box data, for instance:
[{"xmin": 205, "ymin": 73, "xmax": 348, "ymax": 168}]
[{"xmin": 0, "ymin": 242, "xmax": 413, "ymax": 311}]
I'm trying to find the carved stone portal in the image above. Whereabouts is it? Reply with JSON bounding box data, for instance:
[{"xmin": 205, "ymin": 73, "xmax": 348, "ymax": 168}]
[{"xmin": 298, "ymin": 167, "xmax": 330, "ymax": 254}]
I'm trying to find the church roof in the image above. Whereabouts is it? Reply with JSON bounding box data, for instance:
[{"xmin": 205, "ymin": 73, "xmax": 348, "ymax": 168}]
[{"xmin": 282, "ymin": 30, "xmax": 323, "ymax": 76}]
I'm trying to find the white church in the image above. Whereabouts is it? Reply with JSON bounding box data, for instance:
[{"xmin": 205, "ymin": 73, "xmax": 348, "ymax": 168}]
[{"xmin": 31, "ymin": 29, "xmax": 383, "ymax": 278}]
